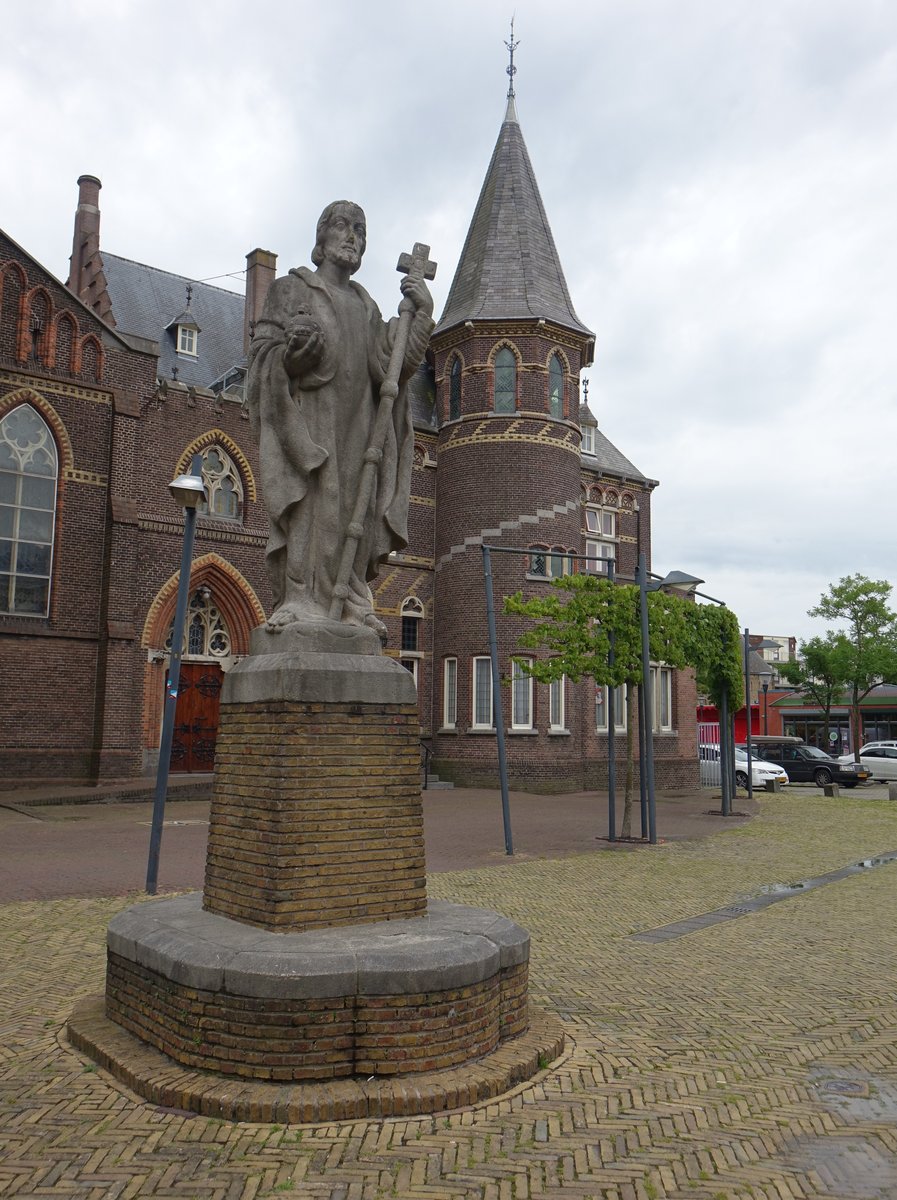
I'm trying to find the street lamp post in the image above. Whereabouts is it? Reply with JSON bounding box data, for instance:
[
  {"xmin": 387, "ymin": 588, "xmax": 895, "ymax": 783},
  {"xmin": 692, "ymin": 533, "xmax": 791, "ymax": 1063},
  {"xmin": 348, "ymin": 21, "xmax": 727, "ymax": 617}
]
[
  {"xmin": 145, "ymin": 462, "xmax": 207, "ymax": 895},
  {"xmin": 638, "ymin": 556, "xmax": 703, "ymax": 844}
]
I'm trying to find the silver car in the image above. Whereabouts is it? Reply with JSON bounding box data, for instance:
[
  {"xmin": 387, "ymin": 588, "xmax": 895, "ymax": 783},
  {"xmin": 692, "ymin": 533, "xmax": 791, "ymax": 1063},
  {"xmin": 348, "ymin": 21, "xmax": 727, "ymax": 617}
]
[{"xmin": 838, "ymin": 742, "xmax": 897, "ymax": 780}]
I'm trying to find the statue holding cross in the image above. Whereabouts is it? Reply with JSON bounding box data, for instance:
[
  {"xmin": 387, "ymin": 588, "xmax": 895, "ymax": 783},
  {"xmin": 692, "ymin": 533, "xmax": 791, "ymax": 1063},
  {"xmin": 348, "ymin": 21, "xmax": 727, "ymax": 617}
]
[{"xmin": 246, "ymin": 201, "xmax": 436, "ymax": 644}]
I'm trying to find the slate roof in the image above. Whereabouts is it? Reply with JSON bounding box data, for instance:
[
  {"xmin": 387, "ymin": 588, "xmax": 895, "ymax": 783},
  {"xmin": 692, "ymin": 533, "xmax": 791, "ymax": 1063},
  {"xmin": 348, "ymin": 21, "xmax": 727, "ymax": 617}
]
[
  {"xmin": 584, "ymin": 426, "xmax": 653, "ymax": 486},
  {"xmin": 435, "ymin": 96, "xmax": 593, "ymax": 339},
  {"xmin": 101, "ymin": 253, "xmax": 245, "ymax": 388}
]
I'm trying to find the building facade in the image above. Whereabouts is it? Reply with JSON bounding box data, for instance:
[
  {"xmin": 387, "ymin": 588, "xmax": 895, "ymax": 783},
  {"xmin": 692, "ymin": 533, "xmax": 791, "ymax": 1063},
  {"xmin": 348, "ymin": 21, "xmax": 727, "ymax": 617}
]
[{"xmin": 0, "ymin": 92, "xmax": 698, "ymax": 792}]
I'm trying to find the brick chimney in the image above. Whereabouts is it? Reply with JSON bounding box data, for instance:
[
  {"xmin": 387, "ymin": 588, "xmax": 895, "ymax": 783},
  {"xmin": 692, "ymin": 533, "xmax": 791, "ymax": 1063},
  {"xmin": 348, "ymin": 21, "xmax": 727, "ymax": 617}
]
[
  {"xmin": 67, "ymin": 174, "xmax": 115, "ymax": 326},
  {"xmin": 244, "ymin": 248, "xmax": 277, "ymax": 355}
]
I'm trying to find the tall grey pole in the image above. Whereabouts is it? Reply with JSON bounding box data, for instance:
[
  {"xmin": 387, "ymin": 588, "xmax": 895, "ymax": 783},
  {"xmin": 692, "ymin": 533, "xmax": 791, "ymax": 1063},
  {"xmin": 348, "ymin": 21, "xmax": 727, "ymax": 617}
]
[
  {"xmin": 638, "ymin": 552, "xmax": 657, "ymax": 844},
  {"xmin": 606, "ymin": 558, "xmax": 616, "ymax": 841},
  {"xmin": 743, "ymin": 627, "xmax": 754, "ymax": 800},
  {"xmin": 146, "ymin": 496, "xmax": 199, "ymax": 895},
  {"xmin": 719, "ymin": 686, "xmax": 732, "ymax": 817},
  {"xmin": 482, "ymin": 546, "xmax": 514, "ymax": 855}
]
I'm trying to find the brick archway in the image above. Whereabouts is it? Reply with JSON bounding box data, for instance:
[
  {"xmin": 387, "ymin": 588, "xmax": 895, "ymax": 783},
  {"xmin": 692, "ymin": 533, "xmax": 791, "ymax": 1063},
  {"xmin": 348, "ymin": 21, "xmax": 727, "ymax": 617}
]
[{"xmin": 140, "ymin": 556, "xmax": 266, "ymax": 767}]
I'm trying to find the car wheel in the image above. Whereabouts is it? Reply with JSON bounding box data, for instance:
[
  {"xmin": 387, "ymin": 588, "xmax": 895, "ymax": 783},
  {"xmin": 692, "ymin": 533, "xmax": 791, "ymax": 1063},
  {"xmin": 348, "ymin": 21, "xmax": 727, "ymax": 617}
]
[
  {"xmin": 735, "ymin": 770, "xmax": 748, "ymax": 788},
  {"xmin": 814, "ymin": 767, "xmax": 833, "ymax": 787}
]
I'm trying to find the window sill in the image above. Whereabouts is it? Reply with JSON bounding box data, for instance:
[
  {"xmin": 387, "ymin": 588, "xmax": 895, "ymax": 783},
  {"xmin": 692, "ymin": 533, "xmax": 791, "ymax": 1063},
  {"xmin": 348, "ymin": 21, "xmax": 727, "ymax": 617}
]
[
  {"xmin": 468, "ymin": 727, "xmax": 496, "ymax": 735},
  {"xmin": 507, "ymin": 728, "xmax": 538, "ymax": 736},
  {"xmin": 436, "ymin": 726, "xmax": 459, "ymax": 735},
  {"xmin": 547, "ymin": 728, "xmax": 571, "ymax": 736}
]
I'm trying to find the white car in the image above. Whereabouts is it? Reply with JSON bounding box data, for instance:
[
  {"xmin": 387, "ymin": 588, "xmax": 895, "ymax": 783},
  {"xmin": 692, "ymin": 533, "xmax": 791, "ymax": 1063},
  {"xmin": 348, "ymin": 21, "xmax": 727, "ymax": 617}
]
[
  {"xmin": 699, "ymin": 745, "xmax": 789, "ymax": 789},
  {"xmin": 838, "ymin": 743, "xmax": 897, "ymax": 781}
]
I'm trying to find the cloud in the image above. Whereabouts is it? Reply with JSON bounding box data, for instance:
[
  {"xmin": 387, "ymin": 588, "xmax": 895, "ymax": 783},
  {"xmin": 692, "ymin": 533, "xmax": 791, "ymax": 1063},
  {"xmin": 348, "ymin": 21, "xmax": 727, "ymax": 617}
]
[{"xmin": 4, "ymin": 0, "xmax": 897, "ymax": 642}]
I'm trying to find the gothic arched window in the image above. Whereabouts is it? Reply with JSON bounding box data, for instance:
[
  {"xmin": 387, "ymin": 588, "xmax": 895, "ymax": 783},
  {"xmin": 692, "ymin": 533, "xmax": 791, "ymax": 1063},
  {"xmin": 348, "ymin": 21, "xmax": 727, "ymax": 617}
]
[
  {"xmin": 0, "ymin": 404, "xmax": 58, "ymax": 616},
  {"xmin": 548, "ymin": 354, "xmax": 564, "ymax": 419},
  {"xmin": 197, "ymin": 445, "xmax": 243, "ymax": 521},
  {"xmin": 165, "ymin": 587, "xmax": 231, "ymax": 658},
  {"xmin": 449, "ymin": 356, "xmax": 462, "ymax": 421},
  {"xmin": 493, "ymin": 347, "xmax": 517, "ymax": 413}
]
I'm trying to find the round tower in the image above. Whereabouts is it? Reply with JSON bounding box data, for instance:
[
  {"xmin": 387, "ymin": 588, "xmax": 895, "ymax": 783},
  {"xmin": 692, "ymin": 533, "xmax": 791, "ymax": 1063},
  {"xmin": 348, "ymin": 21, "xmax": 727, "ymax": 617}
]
[{"xmin": 429, "ymin": 88, "xmax": 595, "ymax": 788}]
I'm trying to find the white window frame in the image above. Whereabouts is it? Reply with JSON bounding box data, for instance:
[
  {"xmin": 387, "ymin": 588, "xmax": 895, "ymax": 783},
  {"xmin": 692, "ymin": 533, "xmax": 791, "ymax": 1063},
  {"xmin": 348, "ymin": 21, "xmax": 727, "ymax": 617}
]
[
  {"xmin": 596, "ymin": 684, "xmax": 627, "ymax": 732},
  {"xmin": 442, "ymin": 657, "xmax": 458, "ymax": 729},
  {"xmin": 581, "ymin": 425, "xmax": 595, "ymax": 454},
  {"xmin": 472, "ymin": 656, "xmax": 493, "ymax": 729},
  {"xmin": 585, "ymin": 508, "xmax": 615, "ymax": 538},
  {"xmin": 177, "ymin": 326, "xmax": 198, "ymax": 356},
  {"xmin": 653, "ymin": 666, "xmax": 673, "ymax": 731},
  {"xmin": 549, "ymin": 675, "xmax": 566, "ymax": 731},
  {"xmin": 510, "ymin": 658, "xmax": 534, "ymax": 730},
  {"xmin": 585, "ymin": 539, "xmax": 615, "ymax": 575},
  {"xmin": 399, "ymin": 657, "xmax": 419, "ymax": 688}
]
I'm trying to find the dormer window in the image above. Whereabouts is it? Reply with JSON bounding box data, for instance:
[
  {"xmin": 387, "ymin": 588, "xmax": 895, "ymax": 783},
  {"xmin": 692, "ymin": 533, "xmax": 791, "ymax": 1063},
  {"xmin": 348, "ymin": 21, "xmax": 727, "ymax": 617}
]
[{"xmin": 167, "ymin": 284, "xmax": 201, "ymax": 359}]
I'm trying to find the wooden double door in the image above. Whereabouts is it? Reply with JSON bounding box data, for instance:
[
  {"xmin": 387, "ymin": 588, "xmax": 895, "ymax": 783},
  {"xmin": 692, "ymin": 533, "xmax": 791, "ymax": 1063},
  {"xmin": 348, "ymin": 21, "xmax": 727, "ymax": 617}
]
[{"xmin": 169, "ymin": 662, "xmax": 223, "ymax": 773}]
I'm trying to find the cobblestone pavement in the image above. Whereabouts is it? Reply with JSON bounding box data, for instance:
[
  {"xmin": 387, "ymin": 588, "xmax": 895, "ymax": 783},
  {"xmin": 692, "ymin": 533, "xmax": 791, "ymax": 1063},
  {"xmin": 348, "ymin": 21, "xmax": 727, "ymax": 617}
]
[{"xmin": 3, "ymin": 792, "xmax": 897, "ymax": 1198}]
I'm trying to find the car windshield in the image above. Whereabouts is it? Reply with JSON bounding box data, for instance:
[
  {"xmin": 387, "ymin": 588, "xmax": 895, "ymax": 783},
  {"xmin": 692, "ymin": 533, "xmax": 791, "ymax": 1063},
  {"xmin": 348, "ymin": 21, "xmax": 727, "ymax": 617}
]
[{"xmin": 804, "ymin": 745, "xmax": 833, "ymax": 760}]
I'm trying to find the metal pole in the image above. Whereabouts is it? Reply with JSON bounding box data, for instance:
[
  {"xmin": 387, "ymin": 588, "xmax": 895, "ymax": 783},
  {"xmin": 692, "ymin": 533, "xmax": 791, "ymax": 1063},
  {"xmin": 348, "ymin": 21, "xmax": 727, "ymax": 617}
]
[
  {"xmin": 638, "ymin": 683, "xmax": 648, "ymax": 838},
  {"xmin": 638, "ymin": 552, "xmax": 657, "ymax": 844},
  {"xmin": 145, "ymin": 501, "xmax": 199, "ymax": 895},
  {"xmin": 743, "ymin": 627, "xmax": 754, "ymax": 800},
  {"xmin": 482, "ymin": 546, "xmax": 514, "ymax": 855},
  {"xmin": 606, "ymin": 558, "xmax": 616, "ymax": 842},
  {"xmin": 719, "ymin": 687, "xmax": 731, "ymax": 817}
]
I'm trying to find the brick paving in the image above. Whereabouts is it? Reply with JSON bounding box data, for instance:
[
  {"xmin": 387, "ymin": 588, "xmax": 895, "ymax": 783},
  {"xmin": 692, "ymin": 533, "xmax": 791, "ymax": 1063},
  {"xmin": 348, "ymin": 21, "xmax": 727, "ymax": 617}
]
[{"xmin": 3, "ymin": 789, "xmax": 897, "ymax": 1197}]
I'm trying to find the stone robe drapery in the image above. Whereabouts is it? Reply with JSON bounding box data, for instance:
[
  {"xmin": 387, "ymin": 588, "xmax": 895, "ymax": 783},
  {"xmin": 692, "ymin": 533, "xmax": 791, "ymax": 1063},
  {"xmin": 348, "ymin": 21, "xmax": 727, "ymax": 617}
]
[{"xmin": 246, "ymin": 266, "xmax": 433, "ymax": 626}]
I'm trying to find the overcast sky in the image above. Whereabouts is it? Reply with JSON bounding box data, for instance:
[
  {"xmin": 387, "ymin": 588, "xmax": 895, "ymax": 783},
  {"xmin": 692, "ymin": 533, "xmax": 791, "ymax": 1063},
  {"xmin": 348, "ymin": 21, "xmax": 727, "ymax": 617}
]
[{"xmin": 4, "ymin": 0, "xmax": 896, "ymax": 645}]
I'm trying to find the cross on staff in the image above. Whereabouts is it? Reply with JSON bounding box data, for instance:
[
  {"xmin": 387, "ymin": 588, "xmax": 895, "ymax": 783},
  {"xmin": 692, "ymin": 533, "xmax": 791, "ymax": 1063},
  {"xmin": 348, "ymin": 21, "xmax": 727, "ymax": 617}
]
[{"xmin": 328, "ymin": 242, "xmax": 437, "ymax": 624}]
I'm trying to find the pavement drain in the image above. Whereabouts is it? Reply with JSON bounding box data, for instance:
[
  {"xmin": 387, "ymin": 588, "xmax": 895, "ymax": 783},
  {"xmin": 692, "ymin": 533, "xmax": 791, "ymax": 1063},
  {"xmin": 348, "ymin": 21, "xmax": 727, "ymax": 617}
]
[{"xmin": 631, "ymin": 850, "xmax": 897, "ymax": 942}]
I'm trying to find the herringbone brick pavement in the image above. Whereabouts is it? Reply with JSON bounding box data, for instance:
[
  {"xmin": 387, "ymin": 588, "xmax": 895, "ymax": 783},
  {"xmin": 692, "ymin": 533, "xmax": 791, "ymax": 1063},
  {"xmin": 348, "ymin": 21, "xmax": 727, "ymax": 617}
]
[{"xmin": 3, "ymin": 794, "xmax": 897, "ymax": 1198}]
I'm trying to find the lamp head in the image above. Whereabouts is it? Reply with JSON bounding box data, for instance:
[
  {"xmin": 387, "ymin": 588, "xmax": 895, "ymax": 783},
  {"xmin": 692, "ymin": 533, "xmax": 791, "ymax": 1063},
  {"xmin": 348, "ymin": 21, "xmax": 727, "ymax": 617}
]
[{"xmin": 168, "ymin": 471, "xmax": 207, "ymax": 509}]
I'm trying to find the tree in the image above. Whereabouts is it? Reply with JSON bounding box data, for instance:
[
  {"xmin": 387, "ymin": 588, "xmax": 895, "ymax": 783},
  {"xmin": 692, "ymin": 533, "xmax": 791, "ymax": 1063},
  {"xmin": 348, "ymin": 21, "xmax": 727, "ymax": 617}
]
[
  {"xmin": 504, "ymin": 574, "xmax": 742, "ymax": 835},
  {"xmin": 808, "ymin": 574, "xmax": 897, "ymax": 755},
  {"xmin": 777, "ymin": 634, "xmax": 851, "ymax": 749}
]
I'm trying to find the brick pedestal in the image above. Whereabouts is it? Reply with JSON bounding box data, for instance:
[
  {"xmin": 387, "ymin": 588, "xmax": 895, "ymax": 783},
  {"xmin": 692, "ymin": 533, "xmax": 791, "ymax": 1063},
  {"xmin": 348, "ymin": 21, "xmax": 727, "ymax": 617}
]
[{"xmin": 72, "ymin": 626, "xmax": 552, "ymax": 1118}]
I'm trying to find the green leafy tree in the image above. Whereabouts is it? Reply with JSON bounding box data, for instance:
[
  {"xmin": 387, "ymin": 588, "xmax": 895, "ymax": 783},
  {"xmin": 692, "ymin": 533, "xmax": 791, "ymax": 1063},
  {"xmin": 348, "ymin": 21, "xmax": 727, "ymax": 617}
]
[
  {"xmin": 808, "ymin": 574, "xmax": 897, "ymax": 755},
  {"xmin": 504, "ymin": 574, "xmax": 742, "ymax": 835},
  {"xmin": 777, "ymin": 634, "xmax": 851, "ymax": 749}
]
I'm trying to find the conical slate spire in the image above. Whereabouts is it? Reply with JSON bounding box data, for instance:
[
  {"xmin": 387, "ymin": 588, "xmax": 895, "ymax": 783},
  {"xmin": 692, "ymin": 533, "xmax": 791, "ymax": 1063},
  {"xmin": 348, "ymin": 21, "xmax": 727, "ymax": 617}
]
[{"xmin": 435, "ymin": 101, "xmax": 593, "ymax": 338}]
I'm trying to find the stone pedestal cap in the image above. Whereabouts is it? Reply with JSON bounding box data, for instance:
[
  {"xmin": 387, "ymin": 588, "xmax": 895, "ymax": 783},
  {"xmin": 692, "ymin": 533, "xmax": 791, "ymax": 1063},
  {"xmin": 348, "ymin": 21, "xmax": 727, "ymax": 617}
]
[{"xmin": 223, "ymin": 647, "xmax": 417, "ymax": 707}]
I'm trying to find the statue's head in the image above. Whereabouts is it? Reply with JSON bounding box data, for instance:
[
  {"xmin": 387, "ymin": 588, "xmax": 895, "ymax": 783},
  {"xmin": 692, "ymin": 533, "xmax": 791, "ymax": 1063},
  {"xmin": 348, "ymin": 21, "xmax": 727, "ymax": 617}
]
[{"xmin": 312, "ymin": 201, "xmax": 367, "ymax": 274}]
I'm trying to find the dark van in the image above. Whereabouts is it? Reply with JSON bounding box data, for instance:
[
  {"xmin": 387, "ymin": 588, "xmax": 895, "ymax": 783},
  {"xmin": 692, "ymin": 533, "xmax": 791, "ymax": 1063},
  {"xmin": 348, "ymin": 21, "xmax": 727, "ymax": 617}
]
[{"xmin": 738, "ymin": 736, "xmax": 869, "ymax": 788}]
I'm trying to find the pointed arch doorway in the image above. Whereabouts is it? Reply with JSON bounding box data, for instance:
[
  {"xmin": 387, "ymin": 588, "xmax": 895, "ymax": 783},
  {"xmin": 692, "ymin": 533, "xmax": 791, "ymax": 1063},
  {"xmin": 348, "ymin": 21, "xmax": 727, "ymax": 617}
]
[
  {"xmin": 166, "ymin": 588, "xmax": 228, "ymax": 773},
  {"xmin": 141, "ymin": 554, "xmax": 266, "ymax": 775}
]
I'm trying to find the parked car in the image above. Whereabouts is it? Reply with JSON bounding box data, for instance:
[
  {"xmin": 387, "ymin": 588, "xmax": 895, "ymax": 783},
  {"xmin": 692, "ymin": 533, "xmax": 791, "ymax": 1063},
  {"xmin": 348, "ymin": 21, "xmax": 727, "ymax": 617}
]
[
  {"xmin": 739, "ymin": 736, "xmax": 870, "ymax": 788},
  {"xmin": 699, "ymin": 744, "xmax": 789, "ymax": 789},
  {"xmin": 838, "ymin": 743, "xmax": 897, "ymax": 781}
]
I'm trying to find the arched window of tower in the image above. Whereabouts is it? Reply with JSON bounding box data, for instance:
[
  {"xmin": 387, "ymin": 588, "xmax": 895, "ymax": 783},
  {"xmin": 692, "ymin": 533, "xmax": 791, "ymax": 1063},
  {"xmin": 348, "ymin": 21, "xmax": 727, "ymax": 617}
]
[
  {"xmin": 493, "ymin": 347, "xmax": 517, "ymax": 413},
  {"xmin": 548, "ymin": 353, "xmax": 564, "ymax": 419}
]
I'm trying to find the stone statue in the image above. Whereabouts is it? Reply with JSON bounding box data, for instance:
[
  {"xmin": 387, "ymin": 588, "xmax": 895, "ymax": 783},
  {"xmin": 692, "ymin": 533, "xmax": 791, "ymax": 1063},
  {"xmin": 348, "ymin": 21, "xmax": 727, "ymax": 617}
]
[{"xmin": 246, "ymin": 201, "xmax": 435, "ymax": 643}]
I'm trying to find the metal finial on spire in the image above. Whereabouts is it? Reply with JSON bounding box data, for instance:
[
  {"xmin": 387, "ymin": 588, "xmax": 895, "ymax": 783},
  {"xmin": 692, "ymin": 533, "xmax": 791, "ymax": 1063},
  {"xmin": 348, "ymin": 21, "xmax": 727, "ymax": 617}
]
[
  {"xmin": 185, "ymin": 283, "xmax": 194, "ymax": 307},
  {"xmin": 505, "ymin": 17, "xmax": 519, "ymax": 99},
  {"xmin": 581, "ymin": 376, "xmax": 589, "ymax": 405}
]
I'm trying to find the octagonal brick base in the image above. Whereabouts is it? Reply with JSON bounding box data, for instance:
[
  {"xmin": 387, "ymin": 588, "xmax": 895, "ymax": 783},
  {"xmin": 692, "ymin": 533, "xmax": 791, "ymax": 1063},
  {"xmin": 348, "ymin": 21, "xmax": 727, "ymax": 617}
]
[{"xmin": 91, "ymin": 894, "xmax": 535, "ymax": 1082}]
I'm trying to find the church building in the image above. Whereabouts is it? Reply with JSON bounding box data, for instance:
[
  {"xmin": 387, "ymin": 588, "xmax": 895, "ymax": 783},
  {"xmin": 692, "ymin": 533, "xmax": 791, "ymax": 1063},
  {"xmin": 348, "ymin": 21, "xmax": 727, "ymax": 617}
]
[{"xmin": 0, "ymin": 80, "xmax": 698, "ymax": 792}]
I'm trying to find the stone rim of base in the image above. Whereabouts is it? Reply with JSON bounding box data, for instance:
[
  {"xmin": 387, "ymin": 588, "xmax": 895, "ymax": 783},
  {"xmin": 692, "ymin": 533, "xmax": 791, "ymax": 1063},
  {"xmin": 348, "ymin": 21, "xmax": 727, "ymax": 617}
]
[{"xmin": 67, "ymin": 995, "xmax": 566, "ymax": 1124}]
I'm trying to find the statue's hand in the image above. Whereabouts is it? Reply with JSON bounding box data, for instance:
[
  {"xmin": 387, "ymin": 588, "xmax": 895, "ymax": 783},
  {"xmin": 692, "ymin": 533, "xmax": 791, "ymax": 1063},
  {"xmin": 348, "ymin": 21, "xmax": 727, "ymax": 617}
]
[
  {"xmin": 400, "ymin": 275, "xmax": 434, "ymax": 319},
  {"xmin": 284, "ymin": 315, "xmax": 324, "ymax": 375}
]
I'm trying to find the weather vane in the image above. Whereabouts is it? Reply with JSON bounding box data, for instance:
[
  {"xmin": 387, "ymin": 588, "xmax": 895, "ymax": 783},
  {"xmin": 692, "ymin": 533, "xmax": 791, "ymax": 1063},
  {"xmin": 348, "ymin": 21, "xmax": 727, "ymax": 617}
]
[
  {"xmin": 582, "ymin": 376, "xmax": 589, "ymax": 405},
  {"xmin": 505, "ymin": 17, "xmax": 519, "ymax": 99}
]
